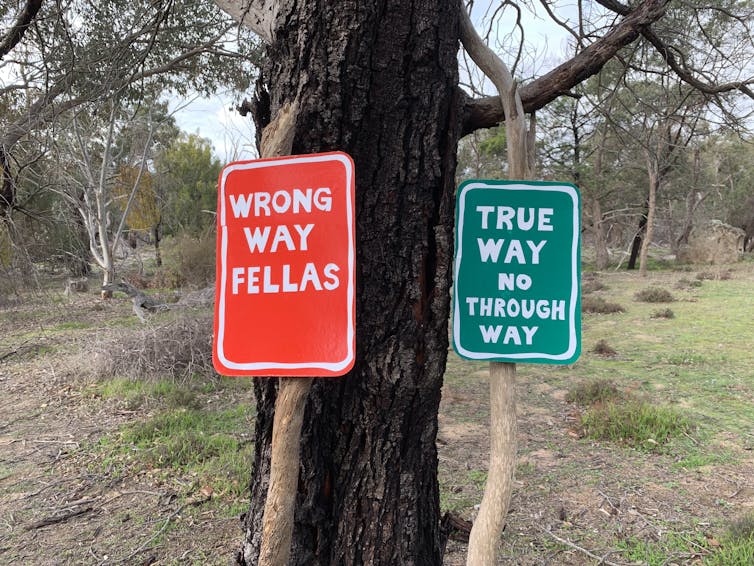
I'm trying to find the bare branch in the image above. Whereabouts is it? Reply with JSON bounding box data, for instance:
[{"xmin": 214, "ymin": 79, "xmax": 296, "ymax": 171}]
[
  {"xmin": 0, "ymin": 0, "xmax": 43, "ymax": 61},
  {"xmin": 213, "ymin": 0, "xmax": 277, "ymax": 43},
  {"xmin": 462, "ymin": 0, "xmax": 672, "ymax": 134}
]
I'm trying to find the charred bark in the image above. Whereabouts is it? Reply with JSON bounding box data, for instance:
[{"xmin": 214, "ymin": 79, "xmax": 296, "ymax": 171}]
[
  {"xmin": 627, "ymin": 201, "xmax": 649, "ymax": 270},
  {"xmin": 238, "ymin": 2, "xmax": 461, "ymax": 564}
]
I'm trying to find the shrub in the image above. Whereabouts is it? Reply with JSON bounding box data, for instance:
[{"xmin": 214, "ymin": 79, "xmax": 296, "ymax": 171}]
[
  {"xmin": 566, "ymin": 379, "xmax": 622, "ymax": 405},
  {"xmin": 582, "ymin": 279, "xmax": 607, "ymax": 294},
  {"xmin": 88, "ymin": 311, "xmax": 216, "ymax": 382},
  {"xmin": 582, "ymin": 295, "xmax": 625, "ymax": 314},
  {"xmin": 651, "ymin": 308, "xmax": 675, "ymax": 319},
  {"xmin": 153, "ymin": 232, "xmax": 215, "ymax": 289},
  {"xmin": 697, "ymin": 269, "xmax": 732, "ymax": 281},
  {"xmin": 675, "ymin": 278, "xmax": 702, "ymax": 290},
  {"xmin": 592, "ymin": 339, "xmax": 617, "ymax": 357},
  {"xmin": 580, "ymin": 398, "xmax": 692, "ymax": 452},
  {"xmin": 634, "ymin": 287, "xmax": 675, "ymax": 303}
]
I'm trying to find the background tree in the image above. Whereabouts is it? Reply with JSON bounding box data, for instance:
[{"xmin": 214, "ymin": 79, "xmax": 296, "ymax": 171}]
[{"xmin": 155, "ymin": 133, "xmax": 222, "ymax": 237}]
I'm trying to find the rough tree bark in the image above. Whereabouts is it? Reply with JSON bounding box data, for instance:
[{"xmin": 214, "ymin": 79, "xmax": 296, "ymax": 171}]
[{"xmin": 238, "ymin": 2, "xmax": 461, "ymax": 564}]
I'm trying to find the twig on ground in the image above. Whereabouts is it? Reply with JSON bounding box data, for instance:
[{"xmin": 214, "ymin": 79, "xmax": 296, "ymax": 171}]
[
  {"xmin": 540, "ymin": 527, "xmax": 630, "ymax": 566},
  {"xmin": 25, "ymin": 506, "xmax": 95, "ymax": 530},
  {"xmin": 118, "ymin": 496, "xmax": 211, "ymax": 564}
]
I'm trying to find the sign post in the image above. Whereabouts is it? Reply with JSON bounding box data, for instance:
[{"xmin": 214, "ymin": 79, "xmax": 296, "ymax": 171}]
[
  {"xmin": 454, "ymin": 180, "xmax": 580, "ymax": 566},
  {"xmin": 212, "ymin": 128, "xmax": 355, "ymax": 566}
]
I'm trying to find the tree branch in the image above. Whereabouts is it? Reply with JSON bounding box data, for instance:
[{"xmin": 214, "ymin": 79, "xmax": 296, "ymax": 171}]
[
  {"xmin": 462, "ymin": 0, "xmax": 671, "ymax": 135},
  {"xmin": 213, "ymin": 0, "xmax": 277, "ymax": 43},
  {"xmin": 596, "ymin": 0, "xmax": 754, "ymax": 99},
  {"xmin": 0, "ymin": 0, "xmax": 43, "ymax": 61}
]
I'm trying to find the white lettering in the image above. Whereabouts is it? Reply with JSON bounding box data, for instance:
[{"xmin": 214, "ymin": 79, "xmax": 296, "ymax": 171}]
[
  {"xmin": 476, "ymin": 206, "xmax": 495, "ymax": 229},
  {"xmin": 466, "ymin": 297, "xmax": 479, "ymax": 316},
  {"xmin": 527, "ymin": 240, "xmax": 547, "ymax": 264},
  {"xmin": 478, "ymin": 238, "xmax": 504, "ymax": 262},
  {"xmin": 229, "ymin": 194, "xmax": 253, "ymax": 218},
  {"xmin": 294, "ymin": 224, "xmax": 315, "ymax": 251},
  {"xmin": 538, "ymin": 208, "xmax": 554, "ymax": 231},
  {"xmin": 522, "ymin": 325, "xmax": 538, "ymax": 344},
  {"xmin": 323, "ymin": 263, "xmax": 340, "ymax": 290},
  {"xmin": 480, "ymin": 325, "xmax": 503, "ymax": 343},
  {"xmin": 244, "ymin": 226, "xmax": 271, "ymax": 253}
]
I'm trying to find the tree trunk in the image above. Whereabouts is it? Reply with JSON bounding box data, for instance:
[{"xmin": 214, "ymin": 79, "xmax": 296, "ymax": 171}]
[
  {"xmin": 592, "ymin": 198, "xmax": 609, "ymax": 270},
  {"xmin": 153, "ymin": 222, "xmax": 162, "ymax": 268},
  {"xmin": 639, "ymin": 157, "xmax": 658, "ymax": 277},
  {"xmin": 627, "ymin": 201, "xmax": 648, "ymax": 270},
  {"xmin": 674, "ymin": 147, "xmax": 704, "ymax": 252},
  {"xmin": 238, "ymin": 2, "xmax": 460, "ymax": 564}
]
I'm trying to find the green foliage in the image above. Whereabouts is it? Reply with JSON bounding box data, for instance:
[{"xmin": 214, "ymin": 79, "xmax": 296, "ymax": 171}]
[
  {"xmin": 156, "ymin": 134, "xmax": 222, "ymax": 236},
  {"xmin": 97, "ymin": 378, "xmax": 200, "ymax": 410},
  {"xmin": 617, "ymin": 532, "xmax": 712, "ymax": 566},
  {"xmin": 565, "ymin": 379, "xmax": 622, "ymax": 405},
  {"xmin": 155, "ymin": 231, "xmax": 216, "ymax": 288},
  {"xmin": 113, "ymin": 406, "xmax": 254, "ymax": 497},
  {"xmin": 113, "ymin": 166, "xmax": 160, "ymax": 232},
  {"xmin": 635, "ymin": 287, "xmax": 675, "ymax": 303},
  {"xmin": 580, "ymin": 398, "xmax": 692, "ymax": 453},
  {"xmin": 456, "ymin": 126, "xmax": 507, "ymax": 181}
]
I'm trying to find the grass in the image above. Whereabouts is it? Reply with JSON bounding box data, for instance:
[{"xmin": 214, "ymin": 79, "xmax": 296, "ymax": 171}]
[
  {"xmin": 580, "ymin": 398, "xmax": 693, "ymax": 453},
  {"xmin": 616, "ymin": 515, "xmax": 754, "ymax": 566},
  {"xmin": 92, "ymin": 376, "xmax": 255, "ymax": 506}
]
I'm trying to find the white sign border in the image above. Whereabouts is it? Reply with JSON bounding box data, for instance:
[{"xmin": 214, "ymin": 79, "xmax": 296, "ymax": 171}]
[
  {"xmin": 215, "ymin": 153, "xmax": 355, "ymax": 373},
  {"xmin": 453, "ymin": 181, "xmax": 580, "ymax": 362}
]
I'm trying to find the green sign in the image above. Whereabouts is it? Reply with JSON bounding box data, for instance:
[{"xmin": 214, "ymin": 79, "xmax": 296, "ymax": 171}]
[{"xmin": 453, "ymin": 180, "xmax": 581, "ymax": 364}]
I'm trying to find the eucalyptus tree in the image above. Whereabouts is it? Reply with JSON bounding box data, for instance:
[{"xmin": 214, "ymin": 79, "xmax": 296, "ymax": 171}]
[
  {"xmin": 209, "ymin": 1, "xmax": 754, "ymax": 564},
  {"xmin": 0, "ymin": 0, "xmax": 259, "ymax": 217}
]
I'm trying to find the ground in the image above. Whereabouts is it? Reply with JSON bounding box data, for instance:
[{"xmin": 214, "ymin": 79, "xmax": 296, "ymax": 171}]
[{"xmin": 1, "ymin": 260, "xmax": 753, "ymax": 565}]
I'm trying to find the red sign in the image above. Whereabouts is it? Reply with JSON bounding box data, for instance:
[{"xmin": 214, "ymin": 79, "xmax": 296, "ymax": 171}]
[{"xmin": 213, "ymin": 152, "xmax": 356, "ymax": 377}]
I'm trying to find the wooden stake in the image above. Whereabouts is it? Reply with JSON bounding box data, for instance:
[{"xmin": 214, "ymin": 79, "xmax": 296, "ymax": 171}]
[
  {"xmin": 259, "ymin": 378, "xmax": 312, "ymax": 566},
  {"xmin": 466, "ymin": 362, "xmax": 517, "ymax": 566},
  {"xmin": 254, "ymin": 100, "xmax": 312, "ymax": 566}
]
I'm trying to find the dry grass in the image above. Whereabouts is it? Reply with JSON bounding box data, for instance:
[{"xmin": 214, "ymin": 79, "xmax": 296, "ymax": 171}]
[
  {"xmin": 88, "ymin": 310, "xmax": 216, "ymax": 382},
  {"xmin": 634, "ymin": 286, "xmax": 675, "ymax": 303},
  {"xmin": 581, "ymin": 295, "xmax": 625, "ymax": 314}
]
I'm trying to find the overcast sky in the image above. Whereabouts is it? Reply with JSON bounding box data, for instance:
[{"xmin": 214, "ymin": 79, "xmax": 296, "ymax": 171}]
[{"xmin": 172, "ymin": 3, "xmax": 577, "ymax": 164}]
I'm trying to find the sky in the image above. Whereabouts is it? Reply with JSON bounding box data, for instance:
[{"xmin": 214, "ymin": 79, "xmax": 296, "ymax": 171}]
[
  {"xmin": 171, "ymin": 93, "xmax": 258, "ymax": 164},
  {"xmin": 172, "ymin": 2, "xmax": 579, "ymax": 164}
]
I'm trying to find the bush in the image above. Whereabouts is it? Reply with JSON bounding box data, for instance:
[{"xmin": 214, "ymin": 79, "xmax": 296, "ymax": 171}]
[
  {"xmin": 697, "ymin": 269, "xmax": 732, "ymax": 281},
  {"xmin": 651, "ymin": 308, "xmax": 675, "ymax": 319},
  {"xmin": 566, "ymin": 379, "xmax": 622, "ymax": 405},
  {"xmin": 153, "ymin": 232, "xmax": 215, "ymax": 289},
  {"xmin": 582, "ymin": 279, "xmax": 607, "ymax": 294},
  {"xmin": 592, "ymin": 339, "xmax": 617, "ymax": 357},
  {"xmin": 675, "ymin": 278, "xmax": 702, "ymax": 290},
  {"xmin": 89, "ymin": 311, "xmax": 216, "ymax": 382},
  {"xmin": 634, "ymin": 287, "xmax": 675, "ymax": 303},
  {"xmin": 582, "ymin": 295, "xmax": 625, "ymax": 314}
]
